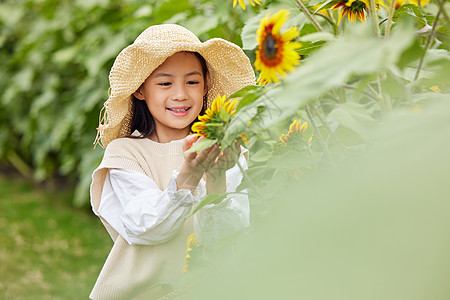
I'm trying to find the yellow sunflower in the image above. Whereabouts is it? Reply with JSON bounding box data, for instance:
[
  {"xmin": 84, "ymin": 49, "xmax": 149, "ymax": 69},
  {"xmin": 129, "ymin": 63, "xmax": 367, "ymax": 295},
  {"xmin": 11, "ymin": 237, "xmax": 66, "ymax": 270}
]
[
  {"xmin": 332, "ymin": 0, "xmax": 381, "ymax": 23},
  {"xmin": 233, "ymin": 0, "xmax": 261, "ymax": 10},
  {"xmin": 391, "ymin": 0, "xmax": 430, "ymax": 9},
  {"xmin": 254, "ymin": 9, "xmax": 302, "ymax": 84},
  {"xmin": 280, "ymin": 119, "xmax": 313, "ymax": 180},
  {"xmin": 182, "ymin": 233, "xmax": 201, "ymax": 274},
  {"xmin": 280, "ymin": 119, "xmax": 309, "ymax": 145},
  {"xmin": 191, "ymin": 95, "xmax": 238, "ymax": 143}
]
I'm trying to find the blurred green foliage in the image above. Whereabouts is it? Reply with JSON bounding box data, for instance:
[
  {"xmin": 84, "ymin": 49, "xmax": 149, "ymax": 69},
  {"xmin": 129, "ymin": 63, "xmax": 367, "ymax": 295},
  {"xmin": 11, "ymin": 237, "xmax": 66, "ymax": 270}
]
[
  {"xmin": 0, "ymin": 0, "xmax": 259, "ymax": 206},
  {"xmin": 0, "ymin": 175, "xmax": 111, "ymax": 298},
  {"xmin": 176, "ymin": 1, "xmax": 450, "ymax": 298},
  {"xmin": 190, "ymin": 99, "xmax": 450, "ymax": 300}
]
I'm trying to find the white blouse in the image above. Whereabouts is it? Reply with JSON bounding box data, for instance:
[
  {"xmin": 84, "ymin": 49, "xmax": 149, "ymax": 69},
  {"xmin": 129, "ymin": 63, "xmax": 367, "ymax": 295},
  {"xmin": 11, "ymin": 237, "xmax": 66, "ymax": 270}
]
[{"xmin": 98, "ymin": 150, "xmax": 250, "ymax": 246}]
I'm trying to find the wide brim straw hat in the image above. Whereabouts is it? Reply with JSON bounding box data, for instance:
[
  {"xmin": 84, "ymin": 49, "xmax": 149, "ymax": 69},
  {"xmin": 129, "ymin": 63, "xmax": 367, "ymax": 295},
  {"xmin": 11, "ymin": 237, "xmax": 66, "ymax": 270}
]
[{"xmin": 95, "ymin": 24, "xmax": 256, "ymax": 148}]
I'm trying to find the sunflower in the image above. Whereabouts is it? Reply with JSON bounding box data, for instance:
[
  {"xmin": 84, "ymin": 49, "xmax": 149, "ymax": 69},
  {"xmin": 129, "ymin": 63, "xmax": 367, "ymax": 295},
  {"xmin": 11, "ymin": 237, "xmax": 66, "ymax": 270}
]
[
  {"xmin": 182, "ymin": 233, "xmax": 202, "ymax": 273},
  {"xmin": 430, "ymin": 85, "xmax": 441, "ymax": 93},
  {"xmin": 280, "ymin": 119, "xmax": 309, "ymax": 145},
  {"xmin": 233, "ymin": 0, "xmax": 261, "ymax": 10},
  {"xmin": 332, "ymin": 0, "xmax": 381, "ymax": 23},
  {"xmin": 191, "ymin": 95, "xmax": 238, "ymax": 143},
  {"xmin": 392, "ymin": 0, "xmax": 430, "ymax": 9},
  {"xmin": 254, "ymin": 9, "xmax": 302, "ymax": 84},
  {"xmin": 239, "ymin": 133, "xmax": 250, "ymax": 145},
  {"xmin": 280, "ymin": 119, "xmax": 313, "ymax": 180}
]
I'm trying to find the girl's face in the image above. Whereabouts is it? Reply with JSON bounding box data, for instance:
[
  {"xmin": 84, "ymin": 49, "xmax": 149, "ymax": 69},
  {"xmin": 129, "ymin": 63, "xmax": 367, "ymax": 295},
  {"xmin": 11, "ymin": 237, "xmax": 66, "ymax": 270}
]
[{"xmin": 134, "ymin": 52, "xmax": 206, "ymax": 142}]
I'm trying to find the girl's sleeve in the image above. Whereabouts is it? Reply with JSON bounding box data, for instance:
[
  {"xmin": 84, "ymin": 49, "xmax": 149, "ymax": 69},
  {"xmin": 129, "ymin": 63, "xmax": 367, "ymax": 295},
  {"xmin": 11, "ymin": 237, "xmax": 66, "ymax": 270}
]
[
  {"xmin": 98, "ymin": 168, "xmax": 202, "ymax": 245},
  {"xmin": 194, "ymin": 148, "xmax": 250, "ymax": 246}
]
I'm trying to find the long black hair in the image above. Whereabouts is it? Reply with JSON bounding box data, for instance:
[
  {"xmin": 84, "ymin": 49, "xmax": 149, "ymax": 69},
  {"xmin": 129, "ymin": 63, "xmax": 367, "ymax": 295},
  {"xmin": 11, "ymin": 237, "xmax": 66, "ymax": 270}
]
[{"xmin": 129, "ymin": 52, "xmax": 208, "ymax": 139}]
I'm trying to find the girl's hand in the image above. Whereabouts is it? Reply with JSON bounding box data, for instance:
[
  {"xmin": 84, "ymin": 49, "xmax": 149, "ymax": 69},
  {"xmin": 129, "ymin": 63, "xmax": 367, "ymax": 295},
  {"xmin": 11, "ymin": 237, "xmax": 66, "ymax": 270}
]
[
  {"xmin": 183, "ymin": 135, "xmax": 221, "ymax": 173},
  {"xmin": 205, "ymin": 141, "xmax": 241, "ymax": 194},
  {"xmin": 177, "ymin": 135, "xmax": 220, "ymax": 191},
  {"xmin": 207, "ymin": 141, "xmax": 241, "ymax": 178}
]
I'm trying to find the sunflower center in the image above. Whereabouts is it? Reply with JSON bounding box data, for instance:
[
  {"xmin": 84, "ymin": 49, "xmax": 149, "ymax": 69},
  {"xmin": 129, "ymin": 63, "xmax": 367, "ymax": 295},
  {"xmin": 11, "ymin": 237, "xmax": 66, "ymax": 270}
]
[{"xmin": 262, "ymin": 33, "xmax": 278, "ymax": 60}]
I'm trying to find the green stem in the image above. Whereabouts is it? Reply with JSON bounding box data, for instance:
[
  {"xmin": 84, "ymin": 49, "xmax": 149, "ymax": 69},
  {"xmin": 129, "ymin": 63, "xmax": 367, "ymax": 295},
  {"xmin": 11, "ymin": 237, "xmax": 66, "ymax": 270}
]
[
  {"xmin": 377, "ymin": 74, "xmax": 391, "ymax": 113},
  {"xmin": 230, "ymin": 149, "xmax": 266, "ymax": 203},
  {"xmin": 368, "ymin": 0, "xmax": 381, "ymax": 38},
  {"xmin": 341, "ymin": 84, "xmax": 379, "ymax": 101},
  {"xmin": 337, "ymin": 87, "xmax": 347, "ymax": 103},
  {"xmin": 414, "ymin": 0, "xmax": 444, "ymax": 82},
  {"xmin": 316, "ymin": 13, "xmax": 339, "ymax": 35},
  {"xmin": 384, "ymin": 0, "xmax": 397, "ymax": 38},
  {"xmin": 313, "ymin": 104, "xmax": 350, "ymax": 158},
  {"xmin": 294, "ymin": 0, "xmax": 323, "ymax": 32},
  {"xmin": 436, "ymin": 0, "xmax": 450, "ymax": 27},
  {"xmin": 305, "ymin": 105, "xmax": 334, "ymax": 165},
  {"xmin": 366, "ymin": 84, "xmax": 381, "ymax": 99},
  {"xmin": 367, "ymin": 0, "xmax": 389, "ymax": 112}
]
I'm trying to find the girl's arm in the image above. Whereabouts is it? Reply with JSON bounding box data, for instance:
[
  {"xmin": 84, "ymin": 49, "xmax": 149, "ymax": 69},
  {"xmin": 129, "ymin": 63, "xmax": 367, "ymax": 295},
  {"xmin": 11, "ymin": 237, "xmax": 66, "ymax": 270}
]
[
  {"xmin": 194, "ymin": 146, "xmax": 250, "ymax": 246},
  {"xmin": 98, "ymin": 168, "xmax": 203, "ymax": 245}
]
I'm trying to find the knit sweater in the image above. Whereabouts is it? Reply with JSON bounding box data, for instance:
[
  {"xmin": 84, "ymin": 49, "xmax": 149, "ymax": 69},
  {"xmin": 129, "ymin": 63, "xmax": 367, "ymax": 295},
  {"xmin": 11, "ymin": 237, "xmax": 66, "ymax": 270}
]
[{"xmin": 90, "ymin": 136, "xmax": 195, "ymax": 300}]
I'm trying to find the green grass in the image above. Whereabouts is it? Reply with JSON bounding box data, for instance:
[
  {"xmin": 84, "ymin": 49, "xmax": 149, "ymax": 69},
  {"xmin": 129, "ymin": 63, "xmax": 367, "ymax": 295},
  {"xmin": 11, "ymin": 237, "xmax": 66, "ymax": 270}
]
[{"xmin": 0, "ymin": 175, "xmax": 112, "ymax": 299}]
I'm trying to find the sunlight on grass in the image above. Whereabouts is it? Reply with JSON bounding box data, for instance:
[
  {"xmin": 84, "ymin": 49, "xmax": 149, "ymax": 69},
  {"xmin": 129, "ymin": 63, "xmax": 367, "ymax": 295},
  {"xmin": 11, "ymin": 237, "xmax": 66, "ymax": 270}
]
[{"xmin": 0, "ymin": 176, "xmax": 111, "ymax": 299}]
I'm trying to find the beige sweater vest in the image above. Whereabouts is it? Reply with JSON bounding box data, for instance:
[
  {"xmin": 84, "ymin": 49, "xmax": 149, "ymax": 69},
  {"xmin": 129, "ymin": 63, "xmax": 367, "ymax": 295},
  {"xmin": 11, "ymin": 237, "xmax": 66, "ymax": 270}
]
[{"xmin": 90, "ymin": 136, "xmax": 193, "ymax": 300}]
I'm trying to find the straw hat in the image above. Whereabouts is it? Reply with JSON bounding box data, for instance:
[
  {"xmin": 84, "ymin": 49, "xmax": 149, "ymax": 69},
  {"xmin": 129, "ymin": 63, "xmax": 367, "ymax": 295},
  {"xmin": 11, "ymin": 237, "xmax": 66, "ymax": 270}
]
[{"xmin": 95, "ymin": 24, "xmax": 256, "ymax": 148}]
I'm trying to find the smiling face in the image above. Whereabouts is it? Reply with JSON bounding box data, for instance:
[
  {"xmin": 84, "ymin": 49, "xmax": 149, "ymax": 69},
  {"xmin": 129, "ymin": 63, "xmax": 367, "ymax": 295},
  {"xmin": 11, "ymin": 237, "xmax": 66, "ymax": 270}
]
[{"xmin": 133, "ymin": 52, "xmax": 207, "ymax": 142}]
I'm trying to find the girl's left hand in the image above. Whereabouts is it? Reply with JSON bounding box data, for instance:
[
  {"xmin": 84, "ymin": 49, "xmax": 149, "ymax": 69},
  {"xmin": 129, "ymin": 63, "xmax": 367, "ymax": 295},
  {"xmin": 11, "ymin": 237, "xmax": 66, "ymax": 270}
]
[{"xmin": 207, "ymin": 141, "xmax": 241, "ymax": 178}]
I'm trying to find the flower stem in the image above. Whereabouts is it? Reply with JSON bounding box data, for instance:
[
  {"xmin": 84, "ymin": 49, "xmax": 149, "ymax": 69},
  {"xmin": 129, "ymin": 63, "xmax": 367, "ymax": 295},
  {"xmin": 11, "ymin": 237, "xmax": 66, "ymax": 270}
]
[
  {"xmin": 312, "ymin": 104, "xmax": 350, "ymax": 158},
  {"xmin": 414, "ymin": 0, "xmax": 444, "ymax": 82},
  {"xmin": 230, "ymin": 148, "xmax": 266, "ymax": 204},
  {"xmin": 368, "ymin": 0, "xmax": 381, "ymax": 38},
  {"xmin": 341, "ymin": 84, "xmax": 379, "ymax": 101},
  {"xmin": 294, "ymin": 0, "xmax": 323, "ymax": 32},
  {"xmin": 384, "ymin": 0, "xmax": 396, "ymax": 38},
  {"xmin": 305, "ymin": 105, "xmax": 334, "ymax": 165},
  {"xmin": 436, "ymin": 0, "xmax": 450, "ymax": 27}
]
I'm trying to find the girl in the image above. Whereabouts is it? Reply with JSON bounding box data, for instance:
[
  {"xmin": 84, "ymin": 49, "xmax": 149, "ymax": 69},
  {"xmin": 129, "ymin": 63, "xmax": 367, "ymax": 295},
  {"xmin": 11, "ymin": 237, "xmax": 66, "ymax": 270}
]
[{"xmin": 90, "ymin": 24, "xmax": 255, "ymax": 300}]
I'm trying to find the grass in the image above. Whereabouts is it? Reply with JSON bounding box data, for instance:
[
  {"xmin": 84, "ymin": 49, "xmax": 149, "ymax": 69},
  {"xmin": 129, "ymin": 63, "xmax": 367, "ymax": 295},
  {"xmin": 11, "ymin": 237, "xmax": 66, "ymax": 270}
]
[{"xmin": 0, "ymin": 175, "xmax": 112, "ymax": 299}]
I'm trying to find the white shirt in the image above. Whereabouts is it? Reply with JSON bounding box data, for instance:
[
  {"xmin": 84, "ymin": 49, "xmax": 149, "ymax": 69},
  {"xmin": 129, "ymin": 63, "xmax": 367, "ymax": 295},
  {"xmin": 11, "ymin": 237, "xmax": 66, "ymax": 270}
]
[{"xmin": 98, "ymin": 150, "xmax": 250, "ymax": 246}]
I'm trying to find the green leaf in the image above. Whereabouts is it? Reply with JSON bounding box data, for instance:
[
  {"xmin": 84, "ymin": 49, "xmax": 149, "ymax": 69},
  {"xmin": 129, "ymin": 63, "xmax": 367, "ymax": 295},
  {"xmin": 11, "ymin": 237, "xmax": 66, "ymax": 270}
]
[
  {"xmin": 184, "ymin": 138, "xmax": 217, "ymax": 154},
  {"xmin": 394, "ymin": 4, "xmax": 427, "ymax": 27},
  {"xmin": 232, "ymin": 85, "xmax": 267, "ymax": 112},
  {"xmin": 229, "ymin": 85, "xmax": 263, "ymax": 99},
  {"xmin": 154, "ymin": 0, "xmax": 191, "ymax": 23},
  {"xmin": 185, "ymin": 193, "xmax": 227, "ymax": 219},
  {"xmin": 241, "ymin": 10, "xmax": 265, "ymax": 50},
  {"xmin": 297, "ymin": 40, "xmax": 327, "ymax": 56},
  {"xmin": 330, "ymin": 103, "xmax": 377, "ymax": 139},
  {"xmin": 183, "ymin": 14, "xmax": 219, "ymax": 36},
  {"xmin": 299, "ymin": 32, "xmax": 335, "ymax": 43}
]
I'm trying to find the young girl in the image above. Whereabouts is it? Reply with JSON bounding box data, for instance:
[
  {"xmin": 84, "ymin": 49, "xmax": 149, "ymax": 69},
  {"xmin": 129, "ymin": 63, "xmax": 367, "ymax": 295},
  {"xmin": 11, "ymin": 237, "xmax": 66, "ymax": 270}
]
[{"xmin": 90, "ymin": 24, "xmax": 255, "ymax": 299}]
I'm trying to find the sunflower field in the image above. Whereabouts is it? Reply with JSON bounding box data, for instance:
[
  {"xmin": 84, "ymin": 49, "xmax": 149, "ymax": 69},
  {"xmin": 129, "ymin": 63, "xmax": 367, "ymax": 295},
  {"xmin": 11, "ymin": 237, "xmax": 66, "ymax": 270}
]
[{"xmin": 1, "ymin": 0, "xmax": 450, "ymax": 298}]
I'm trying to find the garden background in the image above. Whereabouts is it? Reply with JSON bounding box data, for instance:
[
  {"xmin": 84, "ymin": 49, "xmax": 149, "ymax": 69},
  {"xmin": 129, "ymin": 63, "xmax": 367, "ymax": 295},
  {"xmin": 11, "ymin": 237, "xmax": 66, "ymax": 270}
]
[{"xmin": 1, "ymin": 0, "xmax": 449, "ymax": 299}]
